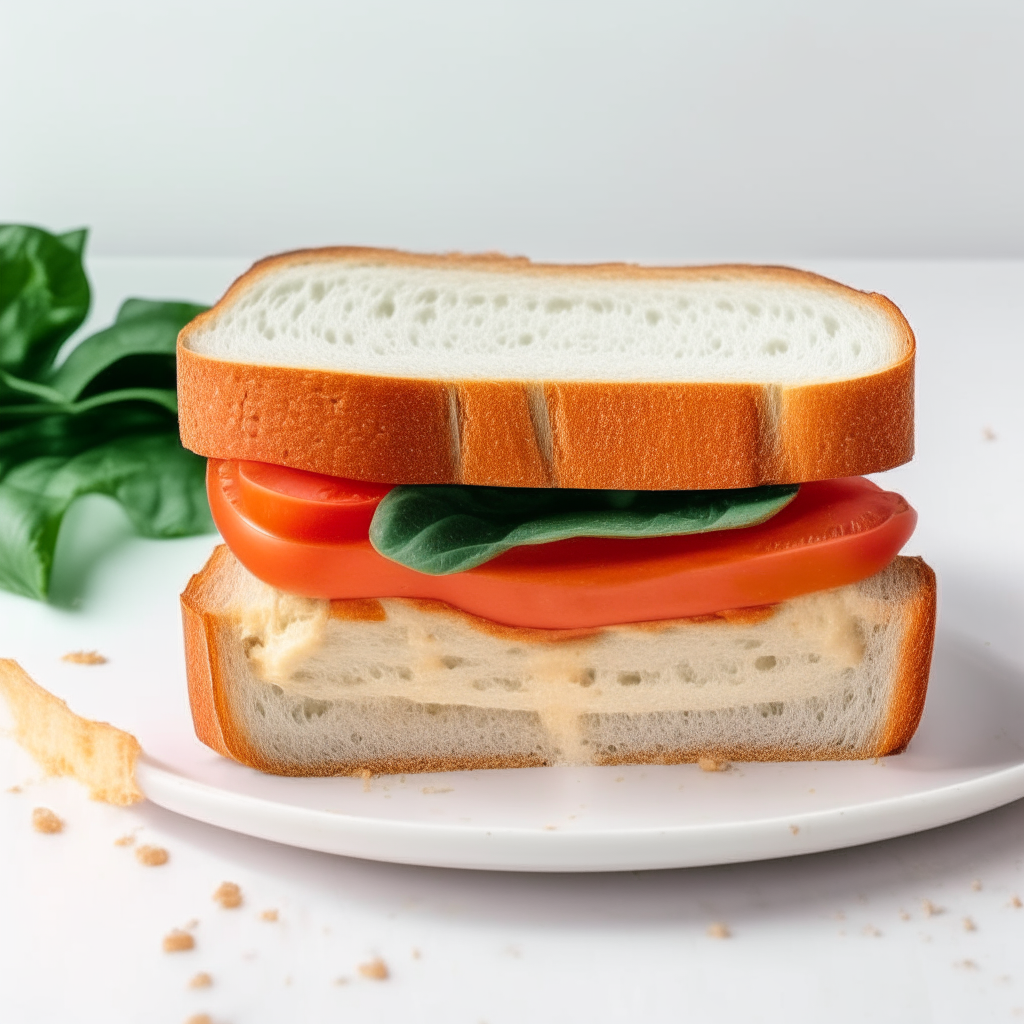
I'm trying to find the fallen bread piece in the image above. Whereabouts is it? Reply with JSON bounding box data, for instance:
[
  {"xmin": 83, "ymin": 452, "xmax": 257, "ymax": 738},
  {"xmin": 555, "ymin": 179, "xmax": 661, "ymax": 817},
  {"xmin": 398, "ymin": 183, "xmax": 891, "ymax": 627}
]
[
  {"xmin": 181, "ymin": 546, "xmax": 935, "ymax": 776},
  {"xmin": 0, "ymin": 660, "xmax": 143, "ymax": 804}
]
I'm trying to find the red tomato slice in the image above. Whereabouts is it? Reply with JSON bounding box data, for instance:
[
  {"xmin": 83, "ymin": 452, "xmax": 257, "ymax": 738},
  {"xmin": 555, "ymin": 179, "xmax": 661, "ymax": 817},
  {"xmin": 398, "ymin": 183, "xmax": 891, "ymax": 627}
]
[{"xmin": 208, "ymin": 459, "xmax": 918, "ymax": 630}]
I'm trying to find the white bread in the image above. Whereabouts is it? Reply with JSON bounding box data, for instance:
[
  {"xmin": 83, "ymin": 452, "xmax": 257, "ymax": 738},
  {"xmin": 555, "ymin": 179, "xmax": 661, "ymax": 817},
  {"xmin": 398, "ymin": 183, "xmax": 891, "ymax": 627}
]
[
  {"xmin": 180, "ymin": 547, "xmax": 936, "ymax": 776},
  {"xmin": 177, "ymin": 248, "xmax": 915, "ymax": 490},
  {"xmin": 0, "ymin": 659, "xmax": 143, "ymax": 804}
]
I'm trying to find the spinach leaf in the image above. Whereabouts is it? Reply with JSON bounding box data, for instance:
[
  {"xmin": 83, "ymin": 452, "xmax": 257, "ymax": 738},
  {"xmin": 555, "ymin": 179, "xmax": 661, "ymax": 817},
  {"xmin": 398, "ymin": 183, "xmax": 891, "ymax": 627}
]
[
  {"xmin": 0, "ymin": 433, "xmax": 211, "ymax": 600},
  {"xmin": 0, "ymin": 225, "xmax": 90, "ymax": 379},
  {"xmin": 49, "ymin": 298, "xmax": 206, "ymax": 401},
  {"xmin": 0, "ymin": 223, "xmax": 215, "ymax": 601},
  {"xmin": 369, "ymin": 483, "xmax": 800, "ymax": 575}
]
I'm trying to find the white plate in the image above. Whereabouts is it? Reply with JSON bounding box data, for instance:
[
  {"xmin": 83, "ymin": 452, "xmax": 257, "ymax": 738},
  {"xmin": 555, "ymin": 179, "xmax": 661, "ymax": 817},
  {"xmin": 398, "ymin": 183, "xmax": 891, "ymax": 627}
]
[
  {"xmin": 4, "ymin": 516, "xmax": 1024, "ymax": 872},
  {"xmin": 2, "ymin": 259, "xmax": 1024, "ymax": 873}
]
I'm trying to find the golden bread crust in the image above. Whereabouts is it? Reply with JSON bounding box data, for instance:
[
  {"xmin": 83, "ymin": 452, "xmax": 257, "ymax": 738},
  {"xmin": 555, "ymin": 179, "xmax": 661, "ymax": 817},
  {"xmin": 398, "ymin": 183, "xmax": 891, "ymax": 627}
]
[{"xmin": 177, "ymin": 249, "xmax": 915, "ymax": 489}]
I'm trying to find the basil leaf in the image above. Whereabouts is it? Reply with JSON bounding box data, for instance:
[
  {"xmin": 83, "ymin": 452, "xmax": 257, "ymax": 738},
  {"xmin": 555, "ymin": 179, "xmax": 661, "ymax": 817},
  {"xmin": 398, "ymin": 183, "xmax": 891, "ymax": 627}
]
[
  {"xmin": 0, "ymin": 225, "xmax": 90, "ymax": 379},
  {"xmin": 370, "ymin": 483, "xmax": 800, "ymax": 575},
  {"xmin": 48, "ymin": 299, "xmax": 207, "ymax": 401},
  {"xmin": 0, "ymin": 432, "xmax": 211, "ymax": 600}
]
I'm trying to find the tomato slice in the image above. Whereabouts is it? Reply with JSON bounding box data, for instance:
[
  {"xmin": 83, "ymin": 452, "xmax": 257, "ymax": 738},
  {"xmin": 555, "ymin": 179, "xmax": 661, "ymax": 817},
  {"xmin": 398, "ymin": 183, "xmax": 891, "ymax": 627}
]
[
  {"xmin": 208, "ymin": 459, "xmax": 918, "ymax": 630},
  {"xmin": 235, "ymin": 460, "xmax": 391, "ymax": 542}
]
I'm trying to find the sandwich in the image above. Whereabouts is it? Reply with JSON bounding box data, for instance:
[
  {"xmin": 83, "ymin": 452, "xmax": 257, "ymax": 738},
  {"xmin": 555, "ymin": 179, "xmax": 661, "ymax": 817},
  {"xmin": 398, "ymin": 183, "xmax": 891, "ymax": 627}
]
[{"xmin": 176, "ymin": 249, "xmax": 936, "ymax": 776}]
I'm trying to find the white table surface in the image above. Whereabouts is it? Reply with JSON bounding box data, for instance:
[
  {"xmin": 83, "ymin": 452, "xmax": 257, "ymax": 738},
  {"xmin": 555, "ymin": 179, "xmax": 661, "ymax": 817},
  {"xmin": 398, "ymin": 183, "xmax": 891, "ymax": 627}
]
[{"xmin": 2, "ymin": 258, "xmax": 1024, "ymax": 1024}]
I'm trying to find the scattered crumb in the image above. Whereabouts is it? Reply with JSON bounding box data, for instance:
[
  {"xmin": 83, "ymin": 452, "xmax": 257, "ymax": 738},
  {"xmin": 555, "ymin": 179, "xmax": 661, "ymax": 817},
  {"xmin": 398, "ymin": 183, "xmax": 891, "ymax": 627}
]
[
  {"xmin": 872, "ymin": 757, "xmax": 880, "ymax": 765},
  {"xmin": 188, "ymin": 972, "xmax": 213, "ymax": 989},
  {"xmin": 614, "ymin": 776, "xmax": 624, "ymax": 782},
  {"xmin": 259, "ymin": 909, "xmax": 279, "ymax": 922},
  {"xmin": 185, "ymin": 919, "xmax": 199, "ymax": 930},
  {"xmin": 421, "ymin": 786, "xmax": 453, "ymax": 794},
  {"xmin": 698, "ymin": 757, "xmax": 729, "ymax": 773},
  {"xmin": 899, "ymin": 910, "xmax": 911, "ymax": 921},
  {"xmin": 412, "ymin": 948, "xmax": 421, "ymax": 959},
  {"xmin": 61, "ymin": 651, "xmax": 107, "ymax": 665},
  {"xmin": 0, "ymin": 660, "xmax": 142, "ymax": 804},
  {"xmin": 213, "ymin": 882, "xmax": 242, "ymax": 909},
  {"xmin": 834, "ymin": 911, "xmax": 846, "ymax": 921},
  {"xmin": 360, "ymin": 769, "xmax": 372, "ymax": 792},
  {"xmin": 956, "ymin": 959, "xmax": 979, "ymax": 970},
  {"xmin": 31, "ymin": 807, "xmax": 63, "ymax": 834},
  {"xmin": 334, "ymin": 977, "xmax": 350, "ymax": 986},
  {"xmin": 185, "ymin": 1015, "xmax": 212, "ymax": 1024},
  {"xmin": 136, "ymin": 844, "xmax": 169, "ymax": 866},
  {"xmin": 7, "ymin": 785, "xmax": 22, "ymax": 794},
  {"xmin": 543, "ymin": 825, "xmax": 558, "ymax": 831},
  {"xmin": 706, "ymin": 922, "xmax": 730, "ymax": 939},
  {"xmin": 983, "ymin": 426, "xmax": 997, "ymax": 441},
  {"xmin": 789, "ymin": 825, "xmax": 800, "ymax": 835},
  {"xmin": 1011, "ymin": 896, "xmax": 1022, "ymax": 909},
  {"xmin": 808, "ymin": 788, "xmax": 815, "ymax": 793},
  {"xmin": 863, "ymin": 925, "xmax": 882, "ymax": 937},
  {"xmin": 163, "ymin": 930, "xmax": 195, "ymax": 953},
  {"xmin": 971, "ymin": 880, "xmax": 982, "ymax": 891},
  {"xmin": 113, "ymin": 834, "xmax": 136, "ymax": 847},
  {"xmin": 921, "ymin": 899, "xmax": 944, "ymax": 917},
  {"xmin": 284, "ymin": 976, "xmax": 292, "ymax": 986},
  {"xmin": 964, "ymin": 917, "xmax": 977, "ymax": 932},
  {"xmin": 358, "ymin": 957, "xmax": 389, "ymax": 980}
]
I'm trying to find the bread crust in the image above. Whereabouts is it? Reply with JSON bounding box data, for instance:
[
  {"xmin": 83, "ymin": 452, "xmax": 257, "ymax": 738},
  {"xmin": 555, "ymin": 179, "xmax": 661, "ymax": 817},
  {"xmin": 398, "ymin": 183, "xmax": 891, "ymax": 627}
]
[
  {"xmin": 180, "ymin": 548, "xmax": 936, "ymax": 775},
  {"xmin": 178, "ymin": 248, "xmax": 915, "ymax": 489}
]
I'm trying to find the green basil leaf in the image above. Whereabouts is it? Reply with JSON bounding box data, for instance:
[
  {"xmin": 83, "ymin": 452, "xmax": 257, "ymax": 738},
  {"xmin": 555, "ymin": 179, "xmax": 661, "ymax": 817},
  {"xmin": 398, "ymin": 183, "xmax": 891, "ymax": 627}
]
[
  {"xmin": 0, "ymin": 225, "xmax": 90, "ymax": 378},
  {"xmin": 370, "ymin": 483, "xmax": 800, "ymax": 575},
  {"xmin": 0, "ymin": 405, "xmax": 177, "ymax": 478},
  {"xmin": 0, "ymin": 432, "xmax": 212, "ymax": 600},
  {"xmin": 48, "ymin": 300, "xmax": 207, "ymax": 401}
]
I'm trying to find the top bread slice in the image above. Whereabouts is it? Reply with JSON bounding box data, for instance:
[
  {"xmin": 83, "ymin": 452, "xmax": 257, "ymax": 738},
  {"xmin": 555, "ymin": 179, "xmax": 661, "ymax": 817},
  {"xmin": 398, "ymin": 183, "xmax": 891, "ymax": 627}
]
[{"xmin": 177, "ymin": 248, "xmax": 915, "ymax": 490}]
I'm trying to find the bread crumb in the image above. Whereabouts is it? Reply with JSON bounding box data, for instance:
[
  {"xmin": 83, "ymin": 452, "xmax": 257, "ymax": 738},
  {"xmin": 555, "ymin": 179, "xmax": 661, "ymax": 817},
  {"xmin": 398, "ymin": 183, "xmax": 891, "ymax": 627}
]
[
  {"xmin": 188, "ymin": 972, "xmax": 212, "ymax": 989},
  {"xmin": 412, "ymin": 948, "xmax": 421, "ymax": 959},
  {"xmin": 213, "ymin": 882, "xmax": 242, "ymax": 909},
  {"xmin": 543, "ymin": 825, "xmax": 558, "ymax": 831},
  {"xmin": 113, "ymin": 833, "xmax": 136, "ymax": 847},
  {"xmin": 921, "ymin": 899, "xmax": 944, "ymax": 917},
  {"xmin": 0, "ymin": 660, "xmax": 142, "ymax": 804},
  {"xmin": 863, "ymin": 925, "xmax": 882, "ymax": 937},
  {"xmin": 899, "ymin": 910, "xmax": 911, "ymax": 921},
  {"xmin": 834, "ymin": 911, "xmax": 846, "ymax": 920},
  {"xmin": 7, "ymin": 785, "xmax": 22, "ymax": 794},
  {"xmin": 421, "ymin": 786, "xmax": 453, "ymax": 794},
  {"xmin": 706, "ymin": 922, "xmax": 730, "ymax": 939},
  {"xmin": 964, "ymin": 917, "xmax": 977, "ymax": 932},
  {"xmin": 956, "ymin": 959, "xmax": 979, "ymax": 970},
  {"xmin": 971, "ymin": 880, "xmax": 982, "ymax": 891},
  {"xmin": 31, "ymin": 807, "xmax": 63, "ymax": 833},
  {"xmin": 260, "ymin": 908, "xmax": 279, "ymax": 922},
  {"xmin": 358, "ymin": 957, "xmax": 389, "ymax": 980},
  {"xmin": 983, "ymin": 426, "xmax": 997, "ymax": 441},
  {"xmin": 135, "ymin": 844, "xmax": 169, "ymax": 866},
  {"xmin": 789, "ymin": 824, "xmax": 800, "ymax": 835},
  {"xmin": 61, "ymin": 651, "xmax": 107, "ymax": 665},
  {"xmin": 185, "ymin": 1015, "xmax": 212, "ymax": 1024},
  {"xmin": 698, "ymin": 758, "xmax": 729, "ymax": 772},
  {"xmin": 334, "ymin": 977, "xmax": 350, "ymax": 986},
  {"xmin": 1011, "ymin": 896, "xmax": 1022, "ymax": 909},
  {"xmin": 360, "ymin": 769, "xmax": 372, "ymax": 792},
  {"xmin": 163, "ymin": 929, "xmax": 195, "ymax": 953}
]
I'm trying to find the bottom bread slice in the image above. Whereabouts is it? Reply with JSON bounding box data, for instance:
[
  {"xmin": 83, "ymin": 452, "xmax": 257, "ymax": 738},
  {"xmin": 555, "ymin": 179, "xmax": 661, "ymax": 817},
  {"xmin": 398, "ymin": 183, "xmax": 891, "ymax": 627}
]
[{"xmin": 181, "ymin": 547, "xmax": 937, "ymax": 776}]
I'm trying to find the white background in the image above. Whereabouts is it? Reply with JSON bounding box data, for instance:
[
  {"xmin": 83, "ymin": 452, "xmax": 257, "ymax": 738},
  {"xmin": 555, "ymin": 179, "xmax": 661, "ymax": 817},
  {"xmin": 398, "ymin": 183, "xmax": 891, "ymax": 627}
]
[
  {"xmin": 2, "ymin": 0, "xmax": 1023, "ymax": 261},
  {"xmin": 4, "ymin": 4, "xmax": 1024, "ymax": 1023}
]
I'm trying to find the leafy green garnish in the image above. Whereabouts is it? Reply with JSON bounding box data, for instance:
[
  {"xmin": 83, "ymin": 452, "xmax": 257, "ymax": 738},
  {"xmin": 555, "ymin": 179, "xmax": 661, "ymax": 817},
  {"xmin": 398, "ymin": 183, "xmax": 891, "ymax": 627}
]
[
  {"xmin": 0, "ymin": 224, "xmax": 214, "ymax": 601},
  {"xmin": 369, "ymin": 483, "xmax": 800, "ymax": 575}
]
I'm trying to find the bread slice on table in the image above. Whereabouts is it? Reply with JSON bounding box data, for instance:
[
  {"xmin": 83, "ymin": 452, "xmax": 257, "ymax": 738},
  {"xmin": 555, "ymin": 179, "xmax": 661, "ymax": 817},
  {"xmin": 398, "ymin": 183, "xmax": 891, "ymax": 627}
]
[
  {"xmin": 181, "ymin": 547, "xmax": 936, "ymax": 776},
  {"xmin": 177, "ymin": 249, "xmax": 915, "ymax": 490}
]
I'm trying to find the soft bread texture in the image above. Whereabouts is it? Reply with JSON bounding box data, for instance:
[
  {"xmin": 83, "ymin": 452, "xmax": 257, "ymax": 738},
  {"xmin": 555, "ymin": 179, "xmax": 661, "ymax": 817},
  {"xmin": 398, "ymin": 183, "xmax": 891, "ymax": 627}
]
[
  {"xmin": 178, "ymin": 249, "xmax": 915, "ymax": 490},
  {"xmin": 0, "ymin": 659, "xmax": 143, "ymax": 804},
  {"xmin": 181, "ymin": 547, "xmax": 936, "ymax": 776}
]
